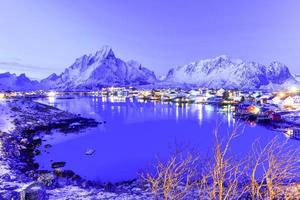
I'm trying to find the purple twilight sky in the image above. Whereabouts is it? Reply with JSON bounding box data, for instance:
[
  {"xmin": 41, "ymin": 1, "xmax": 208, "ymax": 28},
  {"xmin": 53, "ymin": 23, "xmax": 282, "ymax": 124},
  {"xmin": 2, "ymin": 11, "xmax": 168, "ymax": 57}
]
[{"xmin": 0, "ymin": 0, "xmax": 300, "ymax": 79}]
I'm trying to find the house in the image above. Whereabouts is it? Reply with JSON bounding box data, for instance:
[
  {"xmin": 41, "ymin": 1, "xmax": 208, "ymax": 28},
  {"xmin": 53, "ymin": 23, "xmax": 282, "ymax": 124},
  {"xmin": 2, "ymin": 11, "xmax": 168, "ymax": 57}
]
[
  {"xmin": 189, "ymin": 89, "xmax": 201, "ymax": 96},
  {"xmin": 283, "ymin": 95, "xmax": 300, "ymax": 109},
  {"xmin": 257, "ymin": 95, "xmax": 273, "ymax": 104},
  {"xmin": 191, "ymin": 95, "xmax": 209, "ymax": 103},
  {"xmin": 271, "ymin": 95, "xmax": 286, "ymax": 105},
  {"xmin": 216, "ymin": 88, "xmax": 225, "ymax": 97}
]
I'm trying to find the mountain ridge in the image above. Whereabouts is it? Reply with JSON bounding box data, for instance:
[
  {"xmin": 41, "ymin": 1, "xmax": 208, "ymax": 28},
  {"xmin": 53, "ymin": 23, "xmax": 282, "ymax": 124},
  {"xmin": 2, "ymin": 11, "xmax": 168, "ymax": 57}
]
[
  {"xmin": 164, "ymin": 55, "xmax": 298, "ymax": 90},
  {"xmin": 0, "ymin": 49, "xmax": 299, "ymax": 91},
  {"xmin": 0, "ymin": 72, "xmax": 40, "ymax": 91},
  {"xmin": 40, "ymin": 46, "xmax": 157, "ymax": 91}
]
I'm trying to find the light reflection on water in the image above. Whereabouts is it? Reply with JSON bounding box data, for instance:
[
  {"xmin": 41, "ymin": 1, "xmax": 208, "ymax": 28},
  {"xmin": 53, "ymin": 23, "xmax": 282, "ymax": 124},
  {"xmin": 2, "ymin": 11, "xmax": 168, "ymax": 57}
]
[{"xmin": 35, "ymin": 96, "xmax": 299, "ymax": 182}]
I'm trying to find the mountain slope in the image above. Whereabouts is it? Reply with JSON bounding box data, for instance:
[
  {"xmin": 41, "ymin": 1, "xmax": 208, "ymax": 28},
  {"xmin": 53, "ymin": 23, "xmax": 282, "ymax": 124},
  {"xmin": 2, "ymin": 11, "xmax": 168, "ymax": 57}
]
[
  {"xmin": 294, "ymin": 74, "xmax": 300, "ymax": 82},
  {"xmin": 41, "ymin": 46, "xmax": 157, "ymax": 90},
  {"xmin": 165, "ymin": 55, "xmax": 297, "ymax": 89},
  {"xmin": 1, "ymin": 52, "xmax": 298, "ymax": 91}
]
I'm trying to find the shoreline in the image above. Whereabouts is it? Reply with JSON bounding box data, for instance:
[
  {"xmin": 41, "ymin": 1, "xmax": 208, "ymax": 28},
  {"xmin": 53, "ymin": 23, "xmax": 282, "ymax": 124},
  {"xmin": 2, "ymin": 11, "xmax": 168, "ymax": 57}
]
[
  {"xmin": 0, "ymin": 98, "xmax": 152, "ymax": 199},
  {"xmin": 1, "ymin": 97, "xmax": 299, "ymax": 199}
]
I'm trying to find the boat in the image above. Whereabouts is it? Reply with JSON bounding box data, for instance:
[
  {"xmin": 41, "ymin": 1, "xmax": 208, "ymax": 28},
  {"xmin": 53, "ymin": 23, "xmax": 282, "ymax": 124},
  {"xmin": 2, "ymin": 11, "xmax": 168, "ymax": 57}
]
[{"xmin": 85, "ymin": 149, "xmax": 95, "ymax": 155}]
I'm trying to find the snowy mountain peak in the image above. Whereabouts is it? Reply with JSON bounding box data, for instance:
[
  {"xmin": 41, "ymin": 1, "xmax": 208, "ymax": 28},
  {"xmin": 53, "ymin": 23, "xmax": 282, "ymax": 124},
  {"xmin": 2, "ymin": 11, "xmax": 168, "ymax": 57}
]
[
  {"xmin": 94, "ymin": 45, "xmax": 115, "ymax": 59},
  {"xmin": 213, "ymin": 55, "xmax": 230, "ymax": 61},
  {"xmin": 46, "ymin": 73, "xmax": 59, "ymax": 81},
  {"xmin": 269, "ymin": 61, "xmax": 287, "ymax": 69},
  {"xmin": 18, "ymin": 73, "xmax": 29, "ymax": 80},
  {"xmin": 2, "ymin": 51, "xmax": 298, "ymax": 91},
  {"xmin": 41, "ymin": 47, "xmax": 157, "ymax": 90},
  {"xmin": 73, "ymin": 46, "xmax": 115, "ymax": 67},
  {"xmin": 266, "ymin": 61, "xmax": 292, "ymax": 84}
]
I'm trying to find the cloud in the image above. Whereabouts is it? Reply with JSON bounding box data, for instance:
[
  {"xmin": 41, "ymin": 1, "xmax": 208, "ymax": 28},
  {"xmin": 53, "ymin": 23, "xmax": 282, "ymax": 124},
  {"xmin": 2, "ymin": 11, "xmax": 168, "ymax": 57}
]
[
  {"xmin": 0, "ymin": 60, "xmax": 57, "ymax": 80},
  {"xmin": 0, "ymin": 61, "xmax": 52, "ymax": 72}
]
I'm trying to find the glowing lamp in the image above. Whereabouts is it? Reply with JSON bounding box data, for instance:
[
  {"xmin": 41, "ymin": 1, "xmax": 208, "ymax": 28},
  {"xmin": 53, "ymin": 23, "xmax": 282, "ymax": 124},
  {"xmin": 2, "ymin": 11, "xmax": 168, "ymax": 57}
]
[
  {"xmin": 247, "ymin": 106, "xmax": 260, "ymax": 114},
  {"xmin": 277, "ymin": 92, "xmax": 286, "ymax": 98},
  {"xmin": 290, "ymin": 86, "xmax": 298, "ymax": 93},
  {"xmin": 47, "ymin": 91, "xmax": 56, "ymax": 97}
]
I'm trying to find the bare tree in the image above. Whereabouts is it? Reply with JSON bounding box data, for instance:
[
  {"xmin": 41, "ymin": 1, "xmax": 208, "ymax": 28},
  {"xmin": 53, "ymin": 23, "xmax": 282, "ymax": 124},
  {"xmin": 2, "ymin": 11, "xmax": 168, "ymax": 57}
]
[
  {"xmin": 142, "ymin": 150, "xmax": 199, "ymax": 200},
  {"xmin": 247, "ymin": 137, "xmax": 300, "ymax": 200},
  {"xmin": 142, "ymin": 123, "xmax": 300, "ymax": 200},
  {"xmin": 198, "ymin": 124, "xmax": 248, "ymax": 200}
]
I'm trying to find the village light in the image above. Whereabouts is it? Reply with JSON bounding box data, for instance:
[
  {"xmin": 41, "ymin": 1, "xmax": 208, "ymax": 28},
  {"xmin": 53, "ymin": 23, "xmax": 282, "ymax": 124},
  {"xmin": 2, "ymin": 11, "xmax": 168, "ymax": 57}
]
[
  {"xmin": 0, "ymin": 93, "xmax": 5, "ymax": 99},
  {"xmin": 253, "ymin": 106, "xmax": 260, "ymax": 114},
  {"xmin": 290, "ymin": 86, "xmax": 298, "ymax": 93},
  {"xmin": 247, "ymin": 105, "xmax": 260, "ymax": 114},
  {"xmin": 47, "ymin": 91, "xmax": 56, "ymax": 97},
  {"xmin": 278, "ymin": 92, "xmax": 286, "ymax": 98}
]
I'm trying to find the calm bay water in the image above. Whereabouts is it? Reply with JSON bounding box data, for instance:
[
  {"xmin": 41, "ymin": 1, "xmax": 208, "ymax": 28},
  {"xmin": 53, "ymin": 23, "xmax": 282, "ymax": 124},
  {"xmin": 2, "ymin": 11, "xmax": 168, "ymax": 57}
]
[{"xmin": 35, "ymin": 96, "xmax": 299, "ymax": 182}]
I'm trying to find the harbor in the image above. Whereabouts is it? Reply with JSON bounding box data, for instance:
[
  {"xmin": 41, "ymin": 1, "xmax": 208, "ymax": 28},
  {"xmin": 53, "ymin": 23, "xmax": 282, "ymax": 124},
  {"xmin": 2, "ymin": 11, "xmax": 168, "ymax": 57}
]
[{"xmin": 2, "ymin": 86, "xmax": 300, "ymax": 139}]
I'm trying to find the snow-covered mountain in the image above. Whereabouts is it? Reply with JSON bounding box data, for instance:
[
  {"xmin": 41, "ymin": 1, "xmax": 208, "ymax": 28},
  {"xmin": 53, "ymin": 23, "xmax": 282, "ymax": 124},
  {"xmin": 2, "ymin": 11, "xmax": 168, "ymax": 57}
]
[
  {"xmin": 165, "ymin": 55, "xmax": 298, "ymax": 90},
  {"xmin": 294, "ymin": 74, "xmax": 300, "ymax": 82},
  {"xmin": 1, "ymin": 51, "xmax": 299, "ymax": 91},
  {"xmin": 0, "ymin": 72, "xmax": 40, "ymax": 91},
  {"xmin": 41, "ymin": 46, "xmax": 157, "ymax": 90}
]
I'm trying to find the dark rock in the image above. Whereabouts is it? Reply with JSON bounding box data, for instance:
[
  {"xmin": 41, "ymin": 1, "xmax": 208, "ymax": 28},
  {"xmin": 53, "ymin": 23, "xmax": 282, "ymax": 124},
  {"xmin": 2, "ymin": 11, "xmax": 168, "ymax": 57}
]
[
  {"xmin": 20, "ymin": 182, "xmax": 47, "ymax": 200},
  {"xmin": 34, "ymin": 149, "xmax": 41, "ymax": 156},
  {"xmin": 53, "ymin": 168, "xmax": 64, "ymax": 177},
  {"xmin": 104, "ymin": 182, "xmax": 116, "ymax": 192},
  {"xmin": 32, "ymin": 136, "xmax": 42, "ymax": 146},
  {"xmin": 61, "ymin": 170, "xmax": 75, "ymax": 178},
  {"xmin": 44, "ymin": 144, "xmax": 52, "ymax": 148},
  {"xmin": 20, "ymin": 138, "xmax": 29, "ymax": 145},
  {"xmin": 53, "ymin": 169, "xmax": 75, "ymax": 178},
  {"xmin": 37, "ymin": 173, "xmax": 56, "ymax": 187},
  {"xmin": 51, "ymin": 162, "xmax": 66, "ymax": 169}
]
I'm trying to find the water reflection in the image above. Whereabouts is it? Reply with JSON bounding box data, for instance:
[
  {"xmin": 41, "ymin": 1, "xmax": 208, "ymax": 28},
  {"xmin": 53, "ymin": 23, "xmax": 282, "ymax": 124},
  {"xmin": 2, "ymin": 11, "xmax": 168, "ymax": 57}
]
[
  {"xmin": 41, "ymin": 96, "xmax": 237, "ymax": 126},
  {"xmin": 48, "ymin": 96, "xmax": 56, "ymax": 106},
  {"xmin": 34, "ymin": 97, "xmax": 299, "ymax": 182},
  {"xmin": 204, "ymin": 104, "xmax": 214, "ymax": 119},
  {"xmin": 196, "ymin": 104, "xmax": 203, "ymax": 125}
]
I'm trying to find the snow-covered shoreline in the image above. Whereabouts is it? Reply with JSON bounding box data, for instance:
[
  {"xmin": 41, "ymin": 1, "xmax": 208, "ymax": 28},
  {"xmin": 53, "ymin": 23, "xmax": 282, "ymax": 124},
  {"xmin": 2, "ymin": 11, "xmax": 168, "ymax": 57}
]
[
  {"xmin": 0, "ymin": 98, "xmax": 153, "ymax": 199},
  {"xmin": 1, "ymin": 97, "xmax": 299, "ymax": 199}
]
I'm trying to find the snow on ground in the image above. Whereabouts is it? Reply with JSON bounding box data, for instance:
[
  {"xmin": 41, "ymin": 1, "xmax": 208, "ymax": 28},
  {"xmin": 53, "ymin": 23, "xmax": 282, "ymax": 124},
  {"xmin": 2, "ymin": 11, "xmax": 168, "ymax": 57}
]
[
  {"xmin": 47, "ymin": 185, "xmax": 154, "ymax": 200},
  {"xmin": 0, "ymin": 99, "xmax": 15, "ymax": 177},
  {"xmin": 0, "ymin": 99, "xmax": 15, "ymax": 133},
  {"xmin": 0, "ymin": 99, "xmax": 29, "ymax": 198},
  {"xmin": 0, "ymin": 98, "xmax": 154, "ymax": 199},
  {"xmin": 2, "ymin": 98, "xmax": 298, "ymax": 199}
]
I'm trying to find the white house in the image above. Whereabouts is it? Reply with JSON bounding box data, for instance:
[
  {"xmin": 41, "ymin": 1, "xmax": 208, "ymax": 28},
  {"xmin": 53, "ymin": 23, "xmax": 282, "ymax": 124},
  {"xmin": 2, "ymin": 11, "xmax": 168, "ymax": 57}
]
[{"xmin": 283, "ymin": 96, "xmax": 300, "ymax": 108}]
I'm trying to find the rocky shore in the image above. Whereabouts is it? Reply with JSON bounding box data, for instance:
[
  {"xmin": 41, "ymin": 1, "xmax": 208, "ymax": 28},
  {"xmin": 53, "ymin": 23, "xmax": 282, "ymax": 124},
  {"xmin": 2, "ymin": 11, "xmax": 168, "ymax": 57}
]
[{"xmin": 0, "ymin": 98, "xmax": 153, "ymax": 200}]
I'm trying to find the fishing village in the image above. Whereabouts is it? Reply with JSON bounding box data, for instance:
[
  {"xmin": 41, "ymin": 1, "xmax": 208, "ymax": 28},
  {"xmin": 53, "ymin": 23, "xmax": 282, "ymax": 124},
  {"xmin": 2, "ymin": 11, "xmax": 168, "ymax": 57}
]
[{"xmin": 1, "ymin": 86, "xmax": 300, "ymax": 140}]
